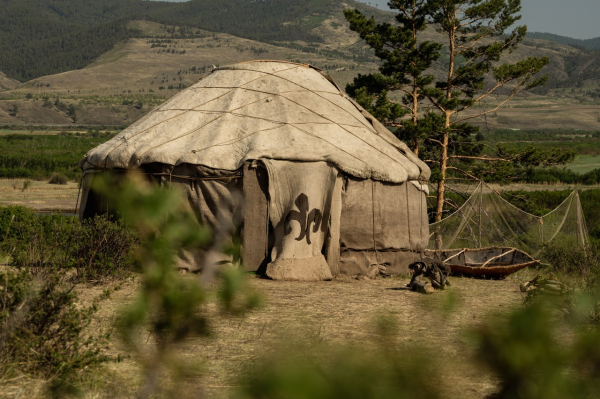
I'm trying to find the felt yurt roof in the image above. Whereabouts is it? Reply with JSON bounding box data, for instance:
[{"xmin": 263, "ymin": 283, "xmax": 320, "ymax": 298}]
[{"xmin": 80, "ymin": 61, "xmax": 430, "ymax": 184}]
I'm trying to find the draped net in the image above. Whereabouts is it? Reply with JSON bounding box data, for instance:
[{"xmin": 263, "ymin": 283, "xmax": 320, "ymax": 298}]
[{"xmin": 428, "ymin": 183, "xmax": 589, "ymax": 256}]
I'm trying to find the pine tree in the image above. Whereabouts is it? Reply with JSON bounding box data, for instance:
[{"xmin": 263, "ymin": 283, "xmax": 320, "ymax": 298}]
[
  {"xmin": 424, "ymin": 0, "xmax": 551, "ymax": 221},
  {"xmin": 345, "ymin": 0, "xmax": 574, "ymax": 225},
  {"xmin": 344, "ymin": 0, "xmax": 441, "ymax": 156}
]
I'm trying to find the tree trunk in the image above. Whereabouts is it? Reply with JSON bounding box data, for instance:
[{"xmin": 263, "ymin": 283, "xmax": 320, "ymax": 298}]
[
  {"xmin": 434, "ymin": 112, "xmax": 451, "ymax": 249},
  {"xmin": 412, "ymin": 84, "xmax": 419, "ymax": 156},
  {"xmin": 435, "ymin": 13, "xmax": 456, "ymax": 223},
  {"xmin": 410, "ymin": 3, "xmax": 419, "ymax": 157},
  {"xmin": 435, "ymin": 127, "xmax": 449, "ymax": 222}
]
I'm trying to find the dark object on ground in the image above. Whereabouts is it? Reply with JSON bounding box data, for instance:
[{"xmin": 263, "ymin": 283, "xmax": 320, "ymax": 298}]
[
  {"xmin": 48, "ymin": 173, "xmax": 68, "ymax": 185},
  {"xmin": 424, "ymin": 247, "xmax": 539, "ymax": 278},
  {"xmin": 407, "ymin": 258, "xmax": 451, "ymax": 294}
]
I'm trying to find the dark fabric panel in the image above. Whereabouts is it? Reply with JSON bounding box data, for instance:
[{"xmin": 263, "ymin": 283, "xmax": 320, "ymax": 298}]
[
  {"xmin": 339, "ymin": 178, "xmax": 427, "ymax": 252},
  {"xmin": 421, "ymin": 187, "xmax": 430, "ymax": 248},
  {"xmin": 337, "ymin": 177, "xmax": 427, "ymax": 277},
  {"xmin": 141, "ymin": 162, "xmax": 243, "ymax": 272},
  {"xmin": 325, "ymin": 173, "xmax": 343, "ymax": 276},
  {"xmin": 373, "ymin": 181, "xmax": 410, "ymax": 250},
  {"xmin": 339, "ymin": 177, "xmax": 374, "ymax": 250},
  {"xmin": 241, "ymin": 162, "xmax": 270, "ymax": 272}
]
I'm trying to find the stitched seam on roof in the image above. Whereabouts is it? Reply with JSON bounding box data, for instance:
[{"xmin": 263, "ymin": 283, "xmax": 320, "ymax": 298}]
[
  {"xmin": 99, "ymin": 64, "xmax": 408, "ymax": 175},
  {"xmin": 162, "ymin": 109, "xmax": 366, "ymax": 129},
  {"xmin": 222, "ymin": 68, "xmax": 375, "ymax": 131},
  {"xmin": 288, "ymin": 124, "xmax": 370, "ymax": 167},
  {"xmin": 173, "ymin": 85, "xmax": 403, "ymax": 166},
  {"xmin": 164, "ymin": 86, "xmax": 367, "ymax": 129},
  {"xmin": 187, "ymin": 125, "xmax": 285, "ymax": 154}
]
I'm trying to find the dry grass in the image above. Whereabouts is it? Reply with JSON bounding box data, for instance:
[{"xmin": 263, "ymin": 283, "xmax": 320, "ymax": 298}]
[
  {"xmin": 0, "ymin": 179, "xmax": 79, "ymax": 212},
  {"xmin": 5, "ymin": 271, "xmax": 531, "ymax": 398}
]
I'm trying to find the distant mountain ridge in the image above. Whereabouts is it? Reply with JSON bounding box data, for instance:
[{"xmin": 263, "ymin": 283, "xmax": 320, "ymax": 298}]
[
  {"xmin": 2, "ymin": 0, "xmax": 600, "ymax": 103},
  {"xmin": 528, "ymin": 32, "xmax": 600, "ymax": 51},
  {"xmin": 0, "ymin": 0, "xmax": 338, "ymax": 82}
]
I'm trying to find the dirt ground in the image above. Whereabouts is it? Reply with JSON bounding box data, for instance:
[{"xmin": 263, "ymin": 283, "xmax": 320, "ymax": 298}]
[{"xmin": 1, "ymin": 271, "xmax": 529, "ymax": 399}]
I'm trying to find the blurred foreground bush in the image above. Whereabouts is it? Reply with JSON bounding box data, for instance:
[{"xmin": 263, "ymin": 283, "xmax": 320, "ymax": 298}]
[
  {"xmin": 0, "ymin": 267, "xmax": 110, "ymax": 392},
  {"xmin": 237, "ymin": 339, "xmax": 441, "ymax": 399},
  {"xmin": 475, "ymin": 298, "xmax": 600, "ymax": 399},
  {"xmin": 93, "ymin": 173, "xmax": 261, "ymax": 398}
]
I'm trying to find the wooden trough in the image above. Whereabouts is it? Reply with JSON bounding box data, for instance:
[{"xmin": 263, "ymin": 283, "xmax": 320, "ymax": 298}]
[{"xmin": 424, "ymin": 247, "xmax": 539, "ymax": 278}]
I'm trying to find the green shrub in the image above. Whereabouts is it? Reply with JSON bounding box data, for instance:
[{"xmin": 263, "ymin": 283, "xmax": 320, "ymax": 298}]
[
  {"xmin": 541, "ymin": 241, "xmax": 600, "ymax": 289},
  {"xmin": 0, "ymin": 206, "xmax": 137, "ymax": 284},
  {"xmin": 0, "ymin": 268, "xmax": 109, "ymax": 384},
  {"xmin": 0, "ymin": 205, "xmax": 39, "ymax": 245},
  {"xmin": 540, "ymin": 241, "xmax": 600, "ymax": 325},
  {"xmin": 48, "ymin": 173, "xmax": 68, "ymax": 185},
  {"xmin": 70, "ymin": 216, "xmax": 138, "ymax": 282}
]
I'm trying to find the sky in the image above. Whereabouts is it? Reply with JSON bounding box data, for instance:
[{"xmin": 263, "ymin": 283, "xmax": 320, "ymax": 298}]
[{"xmin": 356, "ymin": 0, "xmax": 600, "ymax": 39}]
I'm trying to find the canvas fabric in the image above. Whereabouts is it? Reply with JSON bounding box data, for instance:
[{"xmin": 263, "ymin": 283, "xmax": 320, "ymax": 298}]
[
  {"xmin": 147, "ymin": 164, "xmax": 243, "ymax": 272},
  {"xmin": 262, "ymin": 159, "xmax": 337, "ymax": 281},
  {"xmin": 79, "ymin": 61, "xmax": 429, "ymax": 185},
  {"xmin": 80, "ymin": 164, "xmax": 242, "ymax": 272},
  {"xmin": 339, "ymin": 177, "xmax": 429, "ymax": 276}
]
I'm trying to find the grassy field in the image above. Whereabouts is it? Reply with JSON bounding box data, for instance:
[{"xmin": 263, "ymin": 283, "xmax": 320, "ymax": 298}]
[
  {"xmin": 0, "ymin": 131, "xmax": 116, "ymax": 180},
  {"xmin": 568, "ymin": 154, "xmax": 600, "ymax": 173}
]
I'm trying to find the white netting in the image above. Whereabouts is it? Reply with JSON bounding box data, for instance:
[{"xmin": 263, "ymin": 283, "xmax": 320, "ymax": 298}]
[{"xmin": 428, "ymin": 183, "xmax": 589, "ymax": 255}]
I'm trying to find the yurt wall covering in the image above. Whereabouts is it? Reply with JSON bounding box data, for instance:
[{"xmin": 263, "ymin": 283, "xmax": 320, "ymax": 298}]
[
  {"xmin": 338, "ymin": 178, "xmax": 429, "ymax": 278},
  {"xmin": 79, "ymin": 61, "xmax": 431, "ymax": 280}
]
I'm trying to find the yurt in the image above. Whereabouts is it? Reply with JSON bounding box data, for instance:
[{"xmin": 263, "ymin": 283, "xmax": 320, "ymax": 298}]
[{"xmin": 78, "ymin": 61, "xmax": 431, "ymax": 281}]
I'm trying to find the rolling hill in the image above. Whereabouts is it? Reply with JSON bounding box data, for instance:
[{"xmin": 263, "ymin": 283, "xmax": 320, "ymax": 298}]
[
  {"xmin": 0, "ymin": 72, "xmax": 19, "ymax": 91},
  {"xmin": 1, "ymin": 0, "xmax": 600, "ymax": 130},
  {"xmin": 0, "ymin": 0, "xmax": 383, "ymax": 82}
]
